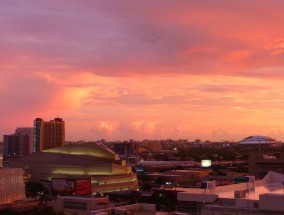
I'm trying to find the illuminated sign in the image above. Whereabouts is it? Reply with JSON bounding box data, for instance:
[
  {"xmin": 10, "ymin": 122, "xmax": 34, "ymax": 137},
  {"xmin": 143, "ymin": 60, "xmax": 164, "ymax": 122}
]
[
  {"xmin": 52, "ymin": 179, "xmax": 75, "ymax": 195},
  {"xmin": 133, "ymin": 166, "xmax": 145, "ymax": 173},
  {"xmin": 201, "ymin": 160, "xmax": 212, "ymax": 167},
  {"xmin": 52, "ymin": 178, "xmax": 92, "ymax": 195},
  {"xmin": 75, "ymin": 179, "xmax": 91, "ymax": 195}
]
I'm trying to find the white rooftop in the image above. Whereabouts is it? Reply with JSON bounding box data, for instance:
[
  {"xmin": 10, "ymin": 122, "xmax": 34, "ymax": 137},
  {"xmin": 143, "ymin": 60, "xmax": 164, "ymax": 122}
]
[
  {"xmin": 239, "ymin": 135, "xmax": 276, "ymax": 144},
  {"xmin": 177, "ymin": 171, "xmax": 284, "ymax": 201}
]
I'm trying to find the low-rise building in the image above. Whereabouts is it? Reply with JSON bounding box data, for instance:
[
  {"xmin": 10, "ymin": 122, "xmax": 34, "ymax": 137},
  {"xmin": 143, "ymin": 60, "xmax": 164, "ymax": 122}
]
[
  {"xmin": 176, "ymin": 171, "xmax": 284, "ymax": 214},
  {"xmin": 249, "ymin": 153, "xmax": 284, "ymax": 179},
  {"xmin": 90, "ymin": 203, "xmax": 164, "ymax": 215},
  {"xmin": 50, "ymin": 195, "xmax": 111, "ymax": 215},
  {"xmin": 51, "ymin": 195, "xmax": 163, "ymax": 215}
]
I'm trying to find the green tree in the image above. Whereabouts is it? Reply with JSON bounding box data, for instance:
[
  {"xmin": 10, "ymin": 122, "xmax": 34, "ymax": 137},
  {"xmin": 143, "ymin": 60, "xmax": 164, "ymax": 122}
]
[
  {"xmin": 137, "ymin": 174, "xmax": 153, "ymax": 183},
  {"xmin": 141, "ymin": 182, "xmax": 152, "ymax": 191},
  {"xmin": 155, "ymin": 177, "xmax": 167, "ymax": 185},
  {"xmin": 0, "ymin": 208, "xmax": 19, "ymax": 215},
  {"xmin": 25, "ymin": 181, "xmax": 48, "ymax": 198}
]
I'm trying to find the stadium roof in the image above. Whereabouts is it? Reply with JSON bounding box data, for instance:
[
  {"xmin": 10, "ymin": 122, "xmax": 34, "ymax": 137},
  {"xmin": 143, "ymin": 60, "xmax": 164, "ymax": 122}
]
[
  {"xmin": 239, "ymin": 135, "xmax": 276, "ymax": 145},
  {"xmin": 9, "ymin": 143, "xmax": 131, "ymax": 180},
  {"xmin": 44, "ymin": 142, "xmax": 118, "ymax": 160}
]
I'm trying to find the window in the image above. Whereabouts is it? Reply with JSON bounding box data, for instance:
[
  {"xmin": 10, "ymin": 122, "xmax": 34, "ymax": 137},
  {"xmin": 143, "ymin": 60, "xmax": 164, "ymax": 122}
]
[{"xmin": 63, "ymin": 201, "xmax": 87, "ymax": 210}]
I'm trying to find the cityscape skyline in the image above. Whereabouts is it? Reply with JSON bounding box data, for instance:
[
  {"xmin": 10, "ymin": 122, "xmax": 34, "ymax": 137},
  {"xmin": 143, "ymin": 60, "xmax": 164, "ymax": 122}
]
[{"xmin": 2, "ymin": 1, "xmax": 284, "ymax": 141}]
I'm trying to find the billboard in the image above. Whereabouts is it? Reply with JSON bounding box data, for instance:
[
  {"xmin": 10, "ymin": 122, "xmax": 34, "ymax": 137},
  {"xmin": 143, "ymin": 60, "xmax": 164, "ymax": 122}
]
[
  {"xmin": 52, "ymin": 178, "xmax": 92, "ymax": 195},
  {"xmin": 133, "ymin": 166, "xmax": 145, "ymax": 174},
  {"xmin": 201, "ymin": 160, "xmax": 212, "ymax": 167},
  {"xmin": 75, "ymin": 179, "xmax": 91, "ymax": 195},
  {"xmin": 52, "ymin": 179, "xmax": 75, "ymax": 195}
]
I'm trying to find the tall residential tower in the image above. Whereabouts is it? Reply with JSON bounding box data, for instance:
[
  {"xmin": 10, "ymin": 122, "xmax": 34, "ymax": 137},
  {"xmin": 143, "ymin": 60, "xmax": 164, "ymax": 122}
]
[{"xmin": 34, "ymin": 118, "xmax": 65, "ymax": 152}]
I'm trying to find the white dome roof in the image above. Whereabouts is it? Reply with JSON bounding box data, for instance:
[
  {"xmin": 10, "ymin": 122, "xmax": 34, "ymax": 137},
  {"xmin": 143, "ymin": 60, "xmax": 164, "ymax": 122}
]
[{"xmin": 239, "ymin": 135, "xmax": 276, "ymax": 145}]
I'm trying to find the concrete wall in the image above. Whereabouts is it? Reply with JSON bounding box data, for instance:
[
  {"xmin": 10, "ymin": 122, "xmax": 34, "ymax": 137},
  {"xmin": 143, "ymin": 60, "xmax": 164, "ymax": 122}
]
[
  {"xmin": 235, "ymin": 198, "xmax": 258, "ymax": 209},
  {"xmin": 178, "ymin": 193, "xmax": 218, "ymax": 202},
  {"xmin": 89, "ymin": 203, "xmax": 157, "ymax": 215},
  {"xmin": 259, "ymin": 193, "xmax": 284, "ymax": 212}
]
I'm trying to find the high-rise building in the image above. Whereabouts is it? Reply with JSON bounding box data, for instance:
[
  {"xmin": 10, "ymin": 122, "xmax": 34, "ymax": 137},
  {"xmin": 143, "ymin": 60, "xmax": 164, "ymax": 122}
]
[
  {"xmin": 0, "ymin": 141, "xmax": 3, "ymax": 168},
  {"xmin": 3, "ymin": 134, "xmax": 20, "ymax": 157},
  {"xmin": 3, "ymin": 133, "xmax": 31, "ymax": 157},
  {"xmin": 15, "ymin": 127, "xmax": 34, "ymax": 154},
  {"xmin": 2, "ymin": 128, "xmax": 34, "ymax": 158},
  {"xmin": 34, "ymin": 118, "xmax": 65, "ymax": 152},
  {"xmin": 113, "ymin": 141, "xmax": 133, "ymax": 157}
]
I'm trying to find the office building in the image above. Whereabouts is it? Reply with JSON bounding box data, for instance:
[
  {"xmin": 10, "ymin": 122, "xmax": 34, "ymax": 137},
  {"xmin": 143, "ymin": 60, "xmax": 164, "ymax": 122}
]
[
  {"xmin": 3, "ymin": 133, "xmax": 29, "ymax": 157},
  {"xmin": 2, "ymin": 128, "xmax": 34, "ymax": 158},
  {"xmin": 0, "ymin": 168, "xmax": 26, "ymax": 204},
  {"xmin": 50, "ymin": 195, "xmax": 111, "ymax": 215},
  {"xmin": 4, "ymin": 134, "xmax": 29, "ymax": 157},
  {"xmin": 3, "ymin": 134, "xmax": 20, "ymax": 157},
  {"xmin": 0, "ymin": 142, "xmax": 2, "ymax": 168},
  {"xmin": 15, "ymin": 127, "xmax": 34, "ymax": 154},
  {"xmin": 113, "ymin": 141, "xmax": 136, "ymax": 160},
  {"xmin": 249, "ymin": 153, "xmax": 284, "ymax": 179},
  {"xmin": 34, "ymin": 118, "xmax": 65, "ymax": 152}
]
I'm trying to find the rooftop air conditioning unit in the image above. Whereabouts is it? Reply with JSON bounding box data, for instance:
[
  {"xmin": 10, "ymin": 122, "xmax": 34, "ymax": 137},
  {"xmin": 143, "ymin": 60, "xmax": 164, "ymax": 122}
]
[{"xmin": 201, "ymin": 181, "xmax": 215, "ymax": 189}]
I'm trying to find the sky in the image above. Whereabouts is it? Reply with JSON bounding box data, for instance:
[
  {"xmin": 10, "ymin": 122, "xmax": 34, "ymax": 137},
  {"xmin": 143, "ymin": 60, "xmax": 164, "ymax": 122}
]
[{"xmin": 1, "ymin": 0, "xmax": 284, "ymax": 142}]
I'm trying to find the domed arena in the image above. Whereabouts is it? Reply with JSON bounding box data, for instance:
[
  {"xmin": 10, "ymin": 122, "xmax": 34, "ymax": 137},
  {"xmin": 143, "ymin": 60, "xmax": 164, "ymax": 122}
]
[{"xmin": 239, "ymin": 135, "xmax": 276, "ymax": 145}]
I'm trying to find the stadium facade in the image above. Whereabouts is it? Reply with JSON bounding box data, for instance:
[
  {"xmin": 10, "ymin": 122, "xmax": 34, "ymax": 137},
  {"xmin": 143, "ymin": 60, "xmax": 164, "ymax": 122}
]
[{"xmin": 9, "ymin": 143, "xmax": 138, "ymax": 194}]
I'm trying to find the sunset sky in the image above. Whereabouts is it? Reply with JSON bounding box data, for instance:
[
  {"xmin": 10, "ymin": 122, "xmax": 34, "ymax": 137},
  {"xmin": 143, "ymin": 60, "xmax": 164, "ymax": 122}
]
[{"xmin": 1, "ymin": 1, "xmax": 284, "ymax": 141}]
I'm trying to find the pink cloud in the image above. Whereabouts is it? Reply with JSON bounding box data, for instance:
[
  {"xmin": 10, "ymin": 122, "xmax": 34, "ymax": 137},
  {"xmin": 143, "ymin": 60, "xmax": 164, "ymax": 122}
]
[
  {"xmin": 1, "ymin": 1, "xmax": 284, "ymax": 77},
  {"xmin": 2, "ymin": 1, "xmax": 284, "ymax": 141}
]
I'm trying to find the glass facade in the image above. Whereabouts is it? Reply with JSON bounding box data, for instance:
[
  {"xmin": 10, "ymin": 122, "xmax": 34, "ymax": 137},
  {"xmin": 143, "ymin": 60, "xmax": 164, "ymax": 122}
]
[{"xmin": 0, "ymin": 168, "xmax": 25, "ymax": 204}]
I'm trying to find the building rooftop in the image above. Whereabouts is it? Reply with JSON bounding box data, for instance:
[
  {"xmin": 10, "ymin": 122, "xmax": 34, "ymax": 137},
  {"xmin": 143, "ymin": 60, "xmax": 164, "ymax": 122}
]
[
  {"xmin": 239, "ymin": 135, "xmax": 276, "ymax": 145},
  {"xmin": 176, "ymin": 172, "xmax": 284, "ymax": 213},
  {"xmin": 8, "ymin": 143, "xmax": 132, "ymax": 180},
  {"xmin": 44, "ymin": 142, "xmax": 118, "ymax": 160},
  {"xmin": 217, "ymin": 181, "xmax": 283, "ymax": 200},
  {"xmin": 177, "ymin": 171, "xmax": 284, "ymax": 200}
]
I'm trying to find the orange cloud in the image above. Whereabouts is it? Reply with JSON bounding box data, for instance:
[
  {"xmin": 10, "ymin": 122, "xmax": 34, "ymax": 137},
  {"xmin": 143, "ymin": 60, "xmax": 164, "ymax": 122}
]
[{"xmin": 2, "ymin": 1, "xmax": 284, "ymax": 141}]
